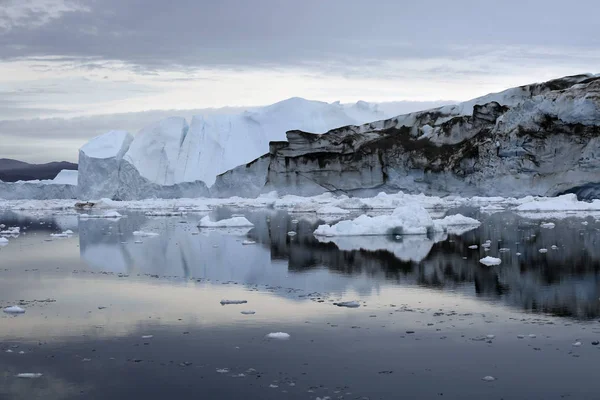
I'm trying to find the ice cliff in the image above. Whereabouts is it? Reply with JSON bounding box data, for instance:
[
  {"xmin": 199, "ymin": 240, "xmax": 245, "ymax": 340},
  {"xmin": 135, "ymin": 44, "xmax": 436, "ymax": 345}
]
[
  {"xmin": 213, "ymin": 74, "xmax": 600, "ymax": 199},
  {"xmin": 77, "ymin": 98, "xmax": 391, "ymax": 200}
]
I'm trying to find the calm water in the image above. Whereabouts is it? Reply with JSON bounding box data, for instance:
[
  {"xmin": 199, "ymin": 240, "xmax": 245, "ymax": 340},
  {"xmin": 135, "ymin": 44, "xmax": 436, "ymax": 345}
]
[{"xmin": 1, "ymin": 208, "xmax": 600, "ymax": 399}]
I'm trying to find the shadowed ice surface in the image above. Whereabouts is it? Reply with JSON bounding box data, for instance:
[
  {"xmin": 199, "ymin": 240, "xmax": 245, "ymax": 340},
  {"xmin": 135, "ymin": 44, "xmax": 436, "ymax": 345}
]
[{"xmin": 1, "ymin": 208, "xmax": 600, "ymax": 399}]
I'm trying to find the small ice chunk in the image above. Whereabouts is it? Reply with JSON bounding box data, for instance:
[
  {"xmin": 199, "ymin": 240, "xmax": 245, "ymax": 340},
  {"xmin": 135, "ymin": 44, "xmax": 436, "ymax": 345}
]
[
  {"xmin": 334, "ymin": 301, "xmax": 361, "ymax": 308},
  {"xmin": 3, "ymin": 306, "xmax": 25, "ymax": 314},
  {"xmin": 287, "ymin": 231, "xmax": 297, "ymax": 236},
  {"xmin": 540, "ymin": 222, "xmax": 555, "ymax": 229},
  {"xmin": 582, "ymin": 221, "xmax": 589, "ymax": 226},
  {"xmin": 0, "ymin": 237, "xmax": 8, "ymax": 246},
  {"xmin": 291, "ymin": 219, "xmax": 299, "ymax": 224},
  {"xmin": 198, "ymin": 216, "xmax": 254, "ymax": 228},
  {"xmin": 572, "ymin": 341, "xmax": 582, "ymax": 347},
  {"xmin": 141, "ymin": 335, "xmax": 153, "ymax": 339},
  {"xmin": 486, "ymin": 334, "xmax": 495, "ymax": 339},
  {"xmin": 482, "ymin": 376, "xmax": 496, "ymax": 382},
  {"xmin": 468, "ymin": 245, "xmax": 478, "ymax": 249},
  {"xmin": 479, "ymin": 257, "xmax": 501, "ymax": 266},
  {"xmin": 220, "ymin": 300, "xmax": 248, "ymax": 305},
  {"xmin": 216, "ymin": 368, "xmax": 229, "ymax": 373},
  {"xmin": 528, "ymin": 334, "xmax": 536, "ymax": 338},
  {"xmin": 242, "ymin": 240, "xmax": 256, "ymax": 245},
  {"xmin": 241, "ymin": 311, "xmax": 256, "ymax": 315},
  {"xmin": 517, "ymin": 335, "xmax": 525, "ymax": 339},
  {"xmin": 539, "ymin": 248, "xmax": 548, "ymax": 253},
  {"xmin": 133, "ymin": 231, "xmax": 159, "ymax": 237},
  {"xmin": 16, "ymin": 373, "xmax": 43, "ymax": 379},
  {"xmin": 266, "ymin": 332, "xmax": 290, "ymax": 340},
  {"xmin": 551, "ymin": 245, "xmax": 558, "ymax": 250}
]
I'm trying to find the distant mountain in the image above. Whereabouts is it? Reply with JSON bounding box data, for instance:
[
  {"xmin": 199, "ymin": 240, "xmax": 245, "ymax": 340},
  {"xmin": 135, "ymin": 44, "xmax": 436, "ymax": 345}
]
[{"xmin": 0, "ymin": 158, "xmax": 77, "ymax": 182}]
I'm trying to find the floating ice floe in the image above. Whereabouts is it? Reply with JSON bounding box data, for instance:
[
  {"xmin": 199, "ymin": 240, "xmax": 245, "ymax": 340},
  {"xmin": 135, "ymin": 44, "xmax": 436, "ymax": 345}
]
[
  {"xmin": 132, "ymin": 231, "xmax": 159, "ymax": 237},
  {"xmin": 50, "ymin": 230, "xmax": 74, "ymax": 238},
  {"xmin": 539, "ymin": 248, "xmax": 548, "ymax": 253},
  {"xmin": 0, "ymin": 226, "xmax": 20, "ymax": 235},
  {"xmin": 515, "ymin": 194, "xmax": 600, "ymax": 212},
  {"xmin": 198, "ymin": 216, "xmax": 254, "ymax": 228},
  {"xmin": 573, "ymin": 341, "xmax": 582, "ymax": 347},
  {"xmin": 266, "ymin": 332, "xmax": 290, "ymax": 340},
  {"xmin": 16, "ymin": 373, "xmax": 43, "ymax": 379},
  {"xmin": 3, "ymin": 306, "xmax": 25, "ymax": 314},
  {"xmin": 145, "ymin": 210, "xmax": 185, "ymax": 217},
  {"xmin": 468, "ymin": 245, "xmax": 478, "ymax": 249},
  {"xmin": 479, "ymin": 256, "xmax": 501, "ymax": 266},
  {"xmin": 316, "ymin": 206, "xmax": 351, "ymax": 215},
  {"xmin": 242, "ymin": 240, "xmax": 256, "ymax": 245},
  {"xmin": 0, "ymin": 237, "xmax": 8, "ymax": 246},
  {"xmin": 551, "ymin": 245, "xmax": 559, "ymax": 250},
  {"xmin": 241, "ymin": 310, "xmax": 256, "ymax": 315},
  {"xmin": 141, "ymin": 335, "xmax": 153, "ymax": 339},
  {"xmin": 287, "ymin": 231, "xmax": 297, "ymax": 236},
  {"xmin": 334, "ymin": 301, "xmax": 361, "ymax": 308},
  {"xmin": 313, "ymin": 204, "xmax": 479, "ymax": 237},
  {"xmin": 482, "ymin": 376, "xmax": 496, "ymax": 382},
  {"xmin": 79, "ymin": 210, "xmax": 122, "ymax": 219},
  {"xmin": 540, "ymin": 222, "xmax": 556, "ymax": 229},
  {"xmin": 220, "ymin": 300, "xmax": 248, "ymax": 305}
]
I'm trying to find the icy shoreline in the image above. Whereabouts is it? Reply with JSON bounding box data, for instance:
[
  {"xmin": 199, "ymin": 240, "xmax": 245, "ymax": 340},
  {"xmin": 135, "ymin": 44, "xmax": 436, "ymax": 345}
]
[{"xmin": 1, "ymin": 192, "xmax": 599, "ymax": 219}]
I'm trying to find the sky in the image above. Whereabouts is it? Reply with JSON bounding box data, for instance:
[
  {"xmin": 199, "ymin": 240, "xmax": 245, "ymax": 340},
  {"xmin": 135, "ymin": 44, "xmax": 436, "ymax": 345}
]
[{"xmin": 1, "ymin": 0, "xmax": 599, "ymax": 162}]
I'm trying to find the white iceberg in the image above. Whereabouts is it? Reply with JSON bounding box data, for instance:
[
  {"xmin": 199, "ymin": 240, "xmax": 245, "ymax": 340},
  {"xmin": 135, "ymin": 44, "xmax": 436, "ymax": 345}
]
[
  {"xmin": 198, "ymin": 216, "xmax": 254, "ymax": 228},
  {"xmin": 479, "ymin": 256, "xmax": 501, "ymax": 266},
  {"xmin": 266, "ymin": 332, "xmax": 290, "ymax": 340},
  {"xmin": 3, "ymin": 306, "xmax": 25, "ymax": 314}
]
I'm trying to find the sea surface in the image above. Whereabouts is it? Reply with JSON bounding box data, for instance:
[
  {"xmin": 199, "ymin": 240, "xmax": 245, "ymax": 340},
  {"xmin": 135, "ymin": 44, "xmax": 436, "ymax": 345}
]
[{"xmin": 1, "ymin": 208, "xmax": 600, "ymax": 400}]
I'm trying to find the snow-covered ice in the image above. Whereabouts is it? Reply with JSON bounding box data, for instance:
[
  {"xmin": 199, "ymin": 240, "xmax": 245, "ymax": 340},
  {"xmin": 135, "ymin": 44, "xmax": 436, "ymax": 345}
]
[
  {"xmin": 3, "ymin": 306, "xmax": 25, "ymax": 314},
  {"xmin": 16, "ymin": 373, "xmax": 43, "ymax": 379},
  {"xmin": 479, "ymin": 257, "xmax": 501, "ymax": 266},
  {"xmin": 540, "ymin": 222, "xmax": 556, "ymax": 229},
  {"xmin": 79, "ymin": 210, "xmax": 122, "ymax": 219},
  {"xmin": 132, "ymin": 231, "xmax": 159, "ymax": 237},
  {"xmin": 198, "ymin": 216, "xmax": 254, "ymax": 228},
  {"xmin": 266, "ymin": 332, "xmax": 290, "ymax": 340}
]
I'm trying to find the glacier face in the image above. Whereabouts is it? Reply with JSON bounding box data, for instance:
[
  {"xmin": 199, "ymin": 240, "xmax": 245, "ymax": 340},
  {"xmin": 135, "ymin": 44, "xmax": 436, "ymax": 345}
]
[
  {"xmin": 213, "ymin": 74, "xmax": 600, "ymax": 199},
  {"xmin": 78, "ymin": 130, "xmax": 133, "ymax": 200}
]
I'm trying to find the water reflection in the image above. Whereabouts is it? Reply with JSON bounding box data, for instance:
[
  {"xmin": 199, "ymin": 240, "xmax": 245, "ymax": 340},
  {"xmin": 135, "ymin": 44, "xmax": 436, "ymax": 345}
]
[{"xmin": 3, "ymin": 208, "xmax": 600, "ymax": 319}]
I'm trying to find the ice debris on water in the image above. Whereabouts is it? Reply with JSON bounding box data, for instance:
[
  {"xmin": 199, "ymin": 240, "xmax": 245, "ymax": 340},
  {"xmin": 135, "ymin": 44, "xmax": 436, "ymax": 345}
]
[
  {"xmin": 141, "ymin": 335, "xmax": 153, "ymax": 339},
  {"xmin": 3, "ymin": 306, "xmax": 25, "ymax": 314},
  {"xmin": 266, "ymin": 332, "xmax": 290, "ymax": 340},
  {"xmin": 333, "ymin": 301, "xmax": 361, "ymax": 308},
  {"xmin": 0, "ymin": 237, "xmax": 8, "ymax": 246},
  {"xmin": 133, "ymin": 231, "xmax": 159, "ymax": 237},
  {"xmin": 573, "ymin": 341, "xmax": 582, "ymax": 347},
  {"xmin": 468, "ymin": 245, "xmax": 478, "ymax": 249},
  {"xmin": 482, "ymin": 376, "xmax": 496, "ymax": 382},
  {"xmin": 539, "ymin": 248, "xmax": 548, "ymax": 253},
  {"xmin": 242, "ymin": 240, "xmax": 256, "ymax": 245},
  {"xmin": 528, "ymin": 334, "xmax": 536, "ymax": 338},
  {"xmin": 540, "ymin": 222, "xmax": 555, "ymax": 229},
  {"xmin": 551, "ymin": 245, "xmax": 559, "ymax": 250},
  {"xmin": 198, "ymin": 216, "xmax": 254, "ymax": 228},
  {"xmin": 16, "ymin": 373, "xmax": 43, "ymax": 379},
  {"xmin": 479, "ymin": 256, "xmax": 501, "ymax": 266},
  {"xmin": 241, "ymin": 311, "xmax": 256, "ymax": 315},
  {"xmin": 287, "ymin": 231, "xmax": 297, "ymax": 236},
  {"xmin": 220, "ymin": 300, "xmax": 248, "ymax": 305}
]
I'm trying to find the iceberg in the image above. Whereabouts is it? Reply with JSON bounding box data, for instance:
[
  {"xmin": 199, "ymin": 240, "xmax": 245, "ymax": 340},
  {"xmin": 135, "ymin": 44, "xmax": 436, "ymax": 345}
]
[{"xmin": 78, "ymin": 130, "xmax": 133, "ymax": 199}]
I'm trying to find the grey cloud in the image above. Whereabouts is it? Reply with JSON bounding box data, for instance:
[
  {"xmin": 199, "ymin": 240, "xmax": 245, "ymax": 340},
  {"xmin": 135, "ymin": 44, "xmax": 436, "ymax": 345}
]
[{"xmin": 0, "ymin": 0, "xmax": 598, "ymax": 73}]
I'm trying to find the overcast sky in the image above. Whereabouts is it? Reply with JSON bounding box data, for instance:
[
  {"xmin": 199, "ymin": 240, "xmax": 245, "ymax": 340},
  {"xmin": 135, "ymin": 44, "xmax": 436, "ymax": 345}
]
[{"xmin": 1, "ymin": 0, "xmax": 599, "ymax": 162}]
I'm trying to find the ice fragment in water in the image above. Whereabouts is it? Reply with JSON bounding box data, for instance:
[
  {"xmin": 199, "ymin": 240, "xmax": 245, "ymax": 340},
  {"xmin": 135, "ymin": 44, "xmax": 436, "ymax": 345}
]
[
  {"xmin": 266, "ymin": 332, "xmax": 290, "ymax": 340},
  {"xmin": 3, "ymin": 306, "xmax": 25, "ymax": 314},
  {"xmin": 133, "ymin": 231, "xmax": 159, "ymax": 237},
  {"xmin": 468, "ymin": 245, "xmax": 478, "ymax": 249},
  {"xmin": 479, "ymin": 257, "xmax": 501, "ymax": 266},
  {"xmin": 539, "ymin": 248, "xmax": 548, "ymax": 253},
  {"xmin": 540, "ymin": 222, "xmax": 555, "ymax": 229},
  {"xmin": 242, "ymin": 240, "xmax": 256, "ymax": 245},
  {"xmin": 141, "ymin": 335, "xmax": 153, "ymax": 339},
  {"xmin": 16, "ymin": 373, "xmax": 43, "ymax": 379},
  {"xmin": 482, "ymin": 376, "xmax": 496, "ymax": 382},
  {"xmin": 572, "ymin": 341, "xmax": 582, "ymax": 347},
  {"xmin": 528, "ymin": 334, "xmax": 536, "ymax": 338},
  {"xmin": 241, "ymin": 310, "xmax": 256, "ymax": 315}
]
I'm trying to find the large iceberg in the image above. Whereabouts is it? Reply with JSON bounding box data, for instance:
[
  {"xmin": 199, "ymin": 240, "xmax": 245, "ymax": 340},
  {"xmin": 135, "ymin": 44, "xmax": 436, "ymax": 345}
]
[
  {"xmin": 77, "ymin": 98, "xmax": 392, "ymax": 200},
  {"xmin": 0, "ymin": 169, "xmax": 78, "ymax": 200},
  {"xmin": 78, "ymin": 130, "xmax": 133, "ymax": 199}
]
